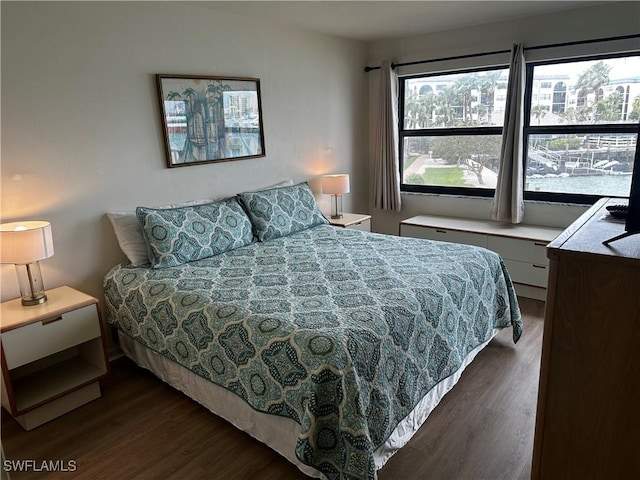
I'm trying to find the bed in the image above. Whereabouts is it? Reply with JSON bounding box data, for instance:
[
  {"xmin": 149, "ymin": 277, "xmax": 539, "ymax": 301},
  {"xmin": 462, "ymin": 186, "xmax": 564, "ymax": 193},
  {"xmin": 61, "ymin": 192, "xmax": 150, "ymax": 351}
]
[{"xmin": 103, "ymin": 182, "xmax": 522, "ymax": 480}]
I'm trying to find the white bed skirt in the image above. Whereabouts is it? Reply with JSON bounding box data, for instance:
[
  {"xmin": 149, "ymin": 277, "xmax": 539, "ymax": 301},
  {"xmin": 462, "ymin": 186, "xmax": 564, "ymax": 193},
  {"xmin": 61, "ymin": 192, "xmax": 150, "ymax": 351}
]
[{"xmin": 119, "ymin": 328, "xmax": 498, "ymax": 478}]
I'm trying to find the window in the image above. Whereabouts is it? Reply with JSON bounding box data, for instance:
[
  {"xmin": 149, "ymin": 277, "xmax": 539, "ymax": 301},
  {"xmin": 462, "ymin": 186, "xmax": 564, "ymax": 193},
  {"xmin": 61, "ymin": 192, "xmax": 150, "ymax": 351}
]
[
  {"xmin": 524, "ymin": 53, "xmax": 640, "ymax": 203},
  {"xmin": 419, "ymin": 84, "xmax": 433, "ymax": 95},
  {"xmin": 399, "ymin": 67, "xmax": 509, "ymax": 196},
  {"xmin": 552, "ymin": 82, "xmax": 567, "ymax": 114}
]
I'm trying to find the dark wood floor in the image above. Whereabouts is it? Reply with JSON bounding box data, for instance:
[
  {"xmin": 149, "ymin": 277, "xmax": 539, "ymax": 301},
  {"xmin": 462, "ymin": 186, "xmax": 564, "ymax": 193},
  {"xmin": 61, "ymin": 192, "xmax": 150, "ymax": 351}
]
[{"xmin": 2, "ymin": 298, "xmax": 544, "ymax": 480}]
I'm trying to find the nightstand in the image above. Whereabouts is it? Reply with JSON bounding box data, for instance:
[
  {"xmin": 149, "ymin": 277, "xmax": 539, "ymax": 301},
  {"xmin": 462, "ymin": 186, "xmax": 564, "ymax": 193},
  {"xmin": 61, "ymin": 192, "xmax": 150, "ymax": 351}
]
[
  {"xmin": 328, "ymin": 213, "xmax": 371, "ymax": 232},
  {"xmin": 1, "ymin": 286, "xmax": 109, "ymax": 430}
]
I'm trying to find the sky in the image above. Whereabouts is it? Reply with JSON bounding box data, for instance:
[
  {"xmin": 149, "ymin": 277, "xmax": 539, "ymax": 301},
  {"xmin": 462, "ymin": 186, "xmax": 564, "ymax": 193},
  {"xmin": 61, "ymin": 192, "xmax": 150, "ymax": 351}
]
[{"xmin": 535, "ymin": 55, "xmax": 640, "ymax": 84}]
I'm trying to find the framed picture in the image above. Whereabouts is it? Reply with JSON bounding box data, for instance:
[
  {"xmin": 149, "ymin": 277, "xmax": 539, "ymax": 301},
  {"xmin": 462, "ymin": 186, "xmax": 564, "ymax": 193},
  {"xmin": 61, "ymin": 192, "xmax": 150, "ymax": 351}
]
[{"xmin": 156, "ymin": 74, "xmax": 266, "ymax": 168}]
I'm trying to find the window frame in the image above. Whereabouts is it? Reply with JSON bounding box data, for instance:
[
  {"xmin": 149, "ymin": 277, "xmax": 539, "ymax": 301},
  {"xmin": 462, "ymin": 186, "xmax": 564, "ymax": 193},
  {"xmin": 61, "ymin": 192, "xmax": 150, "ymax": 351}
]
[
  {"xmin": 398, "ymin": 65, "xmax": 508, "ymax": 197},
  {"xmin": 523, "ymin": 51, "xmax": 640, "ymax": 204},
  {"xmin": 397, "ymin": 50, "xmax": 640, "ymax": 204}
]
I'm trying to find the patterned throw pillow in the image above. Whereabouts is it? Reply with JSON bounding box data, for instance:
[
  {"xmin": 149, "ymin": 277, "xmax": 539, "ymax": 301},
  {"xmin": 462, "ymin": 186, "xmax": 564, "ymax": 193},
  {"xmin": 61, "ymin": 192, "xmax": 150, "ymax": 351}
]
[
  {"xmin": 237, "ymin": 182, "xmax": 328, "ymax": 241},
  {"xmin": 137, "ymin": 198, "xmax": 254, "ymax": 268}
]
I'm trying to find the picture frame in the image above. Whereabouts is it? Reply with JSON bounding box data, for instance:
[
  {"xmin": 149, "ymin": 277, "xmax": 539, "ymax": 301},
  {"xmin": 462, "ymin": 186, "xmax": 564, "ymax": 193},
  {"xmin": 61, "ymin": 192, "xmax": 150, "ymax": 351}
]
[{"xmin": 156, "ymin": 74, "xmax": 266, "ymax": 168}]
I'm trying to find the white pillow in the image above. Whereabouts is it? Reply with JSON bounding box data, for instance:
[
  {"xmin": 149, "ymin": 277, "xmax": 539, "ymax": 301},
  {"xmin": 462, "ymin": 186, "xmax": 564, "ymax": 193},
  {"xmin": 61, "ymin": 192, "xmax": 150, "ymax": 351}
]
[
  {"xmin": 107, "ymin": 198, "xmax": 215, "ymax": 266},
  {"xmin": 107, "ymin": 180, "xmax": 295, "ymax": 266}
]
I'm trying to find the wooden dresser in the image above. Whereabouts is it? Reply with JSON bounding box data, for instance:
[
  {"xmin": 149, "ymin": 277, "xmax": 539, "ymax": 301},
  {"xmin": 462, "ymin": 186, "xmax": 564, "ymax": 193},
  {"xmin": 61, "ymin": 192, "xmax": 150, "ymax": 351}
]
[{"xmin": 531, "ymin": 198, "xmax": 640, "ymax": 479}]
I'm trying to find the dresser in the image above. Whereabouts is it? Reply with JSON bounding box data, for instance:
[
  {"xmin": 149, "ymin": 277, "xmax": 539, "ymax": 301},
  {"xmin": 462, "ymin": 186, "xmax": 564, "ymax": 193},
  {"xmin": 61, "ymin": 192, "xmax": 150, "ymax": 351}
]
[
  {"xmin": 531, "ymin": 198, "xmax": 640, "ymax": 479},
  {"xmin": 400, "ymin": 215, "xmax": 562, "ymax": 299}
]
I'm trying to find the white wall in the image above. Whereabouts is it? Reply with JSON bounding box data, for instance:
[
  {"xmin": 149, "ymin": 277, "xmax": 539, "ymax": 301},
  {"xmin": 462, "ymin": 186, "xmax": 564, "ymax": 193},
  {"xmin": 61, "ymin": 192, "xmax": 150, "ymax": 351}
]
[
  {"xmin": 1, "ymin": 2, "xmax": 368, "ymax": 306},
  {"xmin": 367, "ymin": 1, "xmax": 640, "ymax": 235}
]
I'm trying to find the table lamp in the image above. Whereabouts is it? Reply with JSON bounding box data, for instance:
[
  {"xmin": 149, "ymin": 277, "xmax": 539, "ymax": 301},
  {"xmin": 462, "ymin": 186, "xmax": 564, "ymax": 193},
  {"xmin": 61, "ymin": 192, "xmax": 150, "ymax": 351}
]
[
  {"xmin": 0, "ymin": 221, "xmax": 55, "ymax": 306},
  {"xmin": 321, "ymin": 174, "xmax": 350, "ymax": 219}
]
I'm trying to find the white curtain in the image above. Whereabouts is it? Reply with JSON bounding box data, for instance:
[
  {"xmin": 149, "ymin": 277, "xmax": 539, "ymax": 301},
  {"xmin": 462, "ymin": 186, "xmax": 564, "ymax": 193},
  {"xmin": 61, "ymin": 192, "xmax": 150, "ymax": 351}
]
[
  {"xmin": 491, "ymin": 43, "xmax": 525, "ymax": 223},
  {"xmin": 373, "ymin": 60, "xmax": 402, "ymax": 212}
]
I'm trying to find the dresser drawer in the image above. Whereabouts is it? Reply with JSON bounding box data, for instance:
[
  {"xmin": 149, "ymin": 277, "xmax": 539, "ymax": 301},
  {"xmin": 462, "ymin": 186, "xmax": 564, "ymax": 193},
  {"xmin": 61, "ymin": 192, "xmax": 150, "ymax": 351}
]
[
  {"xmin": 2, "ymin": 304, "xmax": 100, "ymax": 369},
  {"xmin": 488, "ymin": 236, "xmax": 549, "ymax": 265},
  {"xmin": 503, "ymin": 259, "xmax": 549, "ymax": 288},
  {"xmin": 401, "ymin": 225, "xmax": 488, "ymax": 248}
]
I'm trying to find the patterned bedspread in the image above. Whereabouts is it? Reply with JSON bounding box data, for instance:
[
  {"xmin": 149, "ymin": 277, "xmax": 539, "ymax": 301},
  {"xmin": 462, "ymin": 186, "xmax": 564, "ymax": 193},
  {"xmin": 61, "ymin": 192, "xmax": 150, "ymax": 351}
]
[{"xmin": 104, "ymin": 225, "xmax": 521, "ymax": 480}]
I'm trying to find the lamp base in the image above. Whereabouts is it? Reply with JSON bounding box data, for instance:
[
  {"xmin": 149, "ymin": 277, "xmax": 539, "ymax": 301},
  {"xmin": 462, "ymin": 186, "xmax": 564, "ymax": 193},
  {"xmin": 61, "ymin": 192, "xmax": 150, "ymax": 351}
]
[
  {"xmin": 15, "ymin": 262, "xmax": 48, "ymax": 307},
  {"xmin": 330, "ymin": 194, "xmax": 344, "ymax": 220},
  {"xmin": 22, "ymin": 293, "xmax": 48, "ymax": 307}
]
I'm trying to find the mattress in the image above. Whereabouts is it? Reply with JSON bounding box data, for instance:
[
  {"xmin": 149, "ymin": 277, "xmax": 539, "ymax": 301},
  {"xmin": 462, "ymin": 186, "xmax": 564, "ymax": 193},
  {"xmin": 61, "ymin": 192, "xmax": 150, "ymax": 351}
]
[{"xmin": 104, "ymin": 225, "xmax": 522, "ymax": 479}]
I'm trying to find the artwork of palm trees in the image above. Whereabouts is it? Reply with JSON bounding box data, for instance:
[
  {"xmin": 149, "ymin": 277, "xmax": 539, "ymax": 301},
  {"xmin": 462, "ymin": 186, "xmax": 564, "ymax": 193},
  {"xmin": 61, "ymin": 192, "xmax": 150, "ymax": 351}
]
[{"xmin": 157, "ymin": 75, "xmax": 265, "ymax": 167}]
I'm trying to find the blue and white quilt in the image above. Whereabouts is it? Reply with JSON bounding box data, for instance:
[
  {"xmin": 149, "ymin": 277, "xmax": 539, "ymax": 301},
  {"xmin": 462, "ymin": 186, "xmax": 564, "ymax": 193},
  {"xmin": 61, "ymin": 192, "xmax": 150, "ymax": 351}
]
[{"xmin": 104, "ymin": 225, "xmax": 522, "ymax": 480}]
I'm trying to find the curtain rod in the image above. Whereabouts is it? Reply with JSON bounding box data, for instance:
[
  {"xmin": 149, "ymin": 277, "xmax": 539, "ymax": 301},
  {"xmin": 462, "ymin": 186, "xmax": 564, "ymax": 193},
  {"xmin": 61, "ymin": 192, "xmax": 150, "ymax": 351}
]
[{"xmin": 364, "ymin": 33, "xmax": 640, "ymax": 72}]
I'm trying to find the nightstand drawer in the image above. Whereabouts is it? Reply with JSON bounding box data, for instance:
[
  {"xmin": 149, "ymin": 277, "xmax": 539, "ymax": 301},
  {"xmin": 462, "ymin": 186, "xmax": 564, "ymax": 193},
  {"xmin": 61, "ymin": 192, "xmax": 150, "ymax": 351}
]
[
  {"xmin": 2, "ymin": 304, "xmax": 100, "ymax": 369},
  {"xmin": 347, "ymin": 219, "xmax": 371, "ymax": 232}
]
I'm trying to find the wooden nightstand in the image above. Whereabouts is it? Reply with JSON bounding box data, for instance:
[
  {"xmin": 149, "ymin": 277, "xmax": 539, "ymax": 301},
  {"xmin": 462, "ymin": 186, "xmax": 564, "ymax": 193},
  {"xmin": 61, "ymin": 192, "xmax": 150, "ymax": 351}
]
[
  {"xmin": 0, "ymin": 286, "xmax": 109, "ymax": 430},
  {"xmin": 328, "ymin": 213, "xmax": 371, "ymax": 232}
]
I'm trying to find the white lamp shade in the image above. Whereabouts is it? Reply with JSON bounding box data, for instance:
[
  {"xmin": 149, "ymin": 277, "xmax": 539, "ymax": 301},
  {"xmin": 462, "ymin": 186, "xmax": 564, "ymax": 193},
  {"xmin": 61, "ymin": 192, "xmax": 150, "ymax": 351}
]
[
  {"xmin": 0, "ymin": 221, "xmax": 54, "ymax": 264},
  {"xmin": 321, "ymin": 174, "xmax": 350, "ymax": 195}
]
